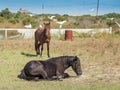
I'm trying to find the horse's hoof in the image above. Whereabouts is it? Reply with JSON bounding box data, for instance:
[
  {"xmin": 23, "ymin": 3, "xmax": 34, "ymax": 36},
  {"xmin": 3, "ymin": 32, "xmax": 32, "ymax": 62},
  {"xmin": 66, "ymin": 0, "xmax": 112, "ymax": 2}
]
[
  {"xmin": 36, "ymin": 52, "xmax": 40, "ymax": 55},
  {"xmin": 48, "ymin": 56, "xmax": 50, "ymax": 58},
  {"xmin": 36, "ymin": 55, "xmax": 39, "ymax": 57},
  {"xmin": 40, "ymin": 55, "xmax": 42, "ymax": 57},
  {"xmin": 58, "ymin": 78, "xmax": 63, "ymax": 81},
  {"xmin": 34, "ymin": 77, "xmax": 40, "ymax": 81}
]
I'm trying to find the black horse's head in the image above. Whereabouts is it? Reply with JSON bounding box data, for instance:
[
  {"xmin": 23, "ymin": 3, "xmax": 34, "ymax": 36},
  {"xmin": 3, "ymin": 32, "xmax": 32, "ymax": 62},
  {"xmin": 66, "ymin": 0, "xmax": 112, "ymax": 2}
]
[{"xmin": 68, "ymin": 56, "xmax": 82, "ymax": 76}]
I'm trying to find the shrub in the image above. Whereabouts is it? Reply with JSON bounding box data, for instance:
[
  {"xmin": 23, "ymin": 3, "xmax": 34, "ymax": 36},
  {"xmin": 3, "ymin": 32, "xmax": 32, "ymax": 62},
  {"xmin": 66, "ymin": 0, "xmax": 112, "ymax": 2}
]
[
  {"xmin": 113, "ymin": 30, "xmax": 120, "ymax": 37},
  {"xmin": 78, "ymin": 33, "xmax": 91, "ymax": 38},
  {"xmin": 8, "ymin": 18, "xmax": 19, "ymax": 24},
  {"xmin": 93, "ymin": 32, "xmax": 112, "ymax": 38},
  {"xmin": 0, "ymin": 16, "xmax": 5, "ymax": 23}
]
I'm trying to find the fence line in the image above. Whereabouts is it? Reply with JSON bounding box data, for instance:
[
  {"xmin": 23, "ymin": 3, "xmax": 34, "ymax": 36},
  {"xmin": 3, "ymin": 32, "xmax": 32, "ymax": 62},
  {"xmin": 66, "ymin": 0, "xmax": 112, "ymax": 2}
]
[{"xmin": 0, "ymin": 28, "xmax": 109, "ymax": 39}]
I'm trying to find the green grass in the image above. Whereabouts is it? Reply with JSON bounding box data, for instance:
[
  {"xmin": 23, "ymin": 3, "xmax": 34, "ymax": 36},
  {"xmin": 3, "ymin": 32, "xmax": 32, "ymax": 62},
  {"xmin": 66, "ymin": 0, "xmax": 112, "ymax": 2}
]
[{"xmin": 0, "ymin": 38, "xmax": 120, "ymax": 90}]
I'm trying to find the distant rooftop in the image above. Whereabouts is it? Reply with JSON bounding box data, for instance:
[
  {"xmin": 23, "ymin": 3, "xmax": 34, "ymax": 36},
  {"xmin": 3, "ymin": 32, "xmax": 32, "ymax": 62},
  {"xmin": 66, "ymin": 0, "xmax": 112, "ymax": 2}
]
[{"xmin": 19, "ymin": 8, "xmax": 30, "ymax": 14}]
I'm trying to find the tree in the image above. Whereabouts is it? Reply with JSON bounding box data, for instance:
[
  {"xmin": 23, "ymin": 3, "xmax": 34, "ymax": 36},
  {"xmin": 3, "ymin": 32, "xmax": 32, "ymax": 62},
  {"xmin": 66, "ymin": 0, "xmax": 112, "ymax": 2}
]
[
  {"xmin": 8, "ymin": 18, "xmax": 19, "ymax": 24},
  {"xmin": 106, "ymin": 19, "xmax": 115, "ymax": 34},
  {"xmin": 15, "ymin": 11, "xmax": 22, "ymax": 18},
  {"xmin": 0, "ymin": 8, "xmax": 13, "ymax": 19},
  {"xmin": 107, "ymin": 19, "xmax": 115, "ymax": 27},
  {"xmin": 22, "ymin": 16, "xmax": 38, "ymax": 28},
  {"xmin": 22, "ymin": 17, "xmax": 31, "ymax": 25},
  {"xmin": 0, "ymin": 16, "xmax": 5, "ymax": 23},
  {"xmin": 100, "ymin": 13, "xmax": 120, "ymax": 19},
  {"xmin": 56, "ymin": 16, "xmax": 68, "ymax": 21}
]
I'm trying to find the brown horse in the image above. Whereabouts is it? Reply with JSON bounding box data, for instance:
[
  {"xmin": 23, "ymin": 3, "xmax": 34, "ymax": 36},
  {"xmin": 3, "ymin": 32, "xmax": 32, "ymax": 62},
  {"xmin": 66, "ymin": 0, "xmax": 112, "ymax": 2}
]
[{"xmin": 35, "ymin": 22, "xmax": 51, "ymax": 57}]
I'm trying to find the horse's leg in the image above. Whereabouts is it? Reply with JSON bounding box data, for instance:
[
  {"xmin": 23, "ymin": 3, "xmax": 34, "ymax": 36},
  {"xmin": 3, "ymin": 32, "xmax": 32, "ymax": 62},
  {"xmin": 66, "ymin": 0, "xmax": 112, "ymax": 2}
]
[
  {"xmin": 35, "ymin": 40, "xmax": 40, "ymax": 55},
  {"xmin": 38, "ymin": 43, "xmax": 41, "ymax": 55},
  {"xmin": 18, "ymin": 69, "xmax": 39, "ymax": 81},
  {"xmin": 42, "ymin": 72, "xmax": 48, "ymax": 79},
  {"xmin": 36, "ymin": 43, "xmax": 40, "ymax": 55},
  {"xmin": 56, "ymin": 70, "xmax": 63, "ymax": 80},
  {"xmin": 62, "ymin": 73, "xmax": 70, "ymax": 78},
  {"xmin": 47, "ymin": 42, "xmax": 50, "ymax": 58},
  {"xmin": 51, "ymin": 73, "xmax": 70, "ymax": 80},
  {"xmin": 35, "ymin": 41, "xmax": 38, "ymax": 53},
  {"xmin": 39, "ymin": 70, "xmax": 49, "ymax": 80},
  {"xmin": 40, "ymin": 44, "xmax": 43, "ymax": 57}
]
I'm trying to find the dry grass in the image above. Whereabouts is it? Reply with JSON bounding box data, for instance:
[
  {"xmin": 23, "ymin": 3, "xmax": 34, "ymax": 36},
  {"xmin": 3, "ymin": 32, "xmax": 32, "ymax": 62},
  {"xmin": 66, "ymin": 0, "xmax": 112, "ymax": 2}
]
[
  {"xmin": 0, "ymin": 22, "xmax": 24, "ymax": 28},
  {"xmin": 0, "ymin": 38, "xmax": 120, "ymax": 90}
]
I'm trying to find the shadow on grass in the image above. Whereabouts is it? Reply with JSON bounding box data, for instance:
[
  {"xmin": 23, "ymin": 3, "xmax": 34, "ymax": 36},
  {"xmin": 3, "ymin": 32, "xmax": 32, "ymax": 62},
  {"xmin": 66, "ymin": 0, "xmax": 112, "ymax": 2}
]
[
  {"xmin": 17, "ymin": 75, "xmax": 78, "ymax": 82},
  {"xmin": 21, "ymin": 52, "xmax": 37, "ymax": 57}
]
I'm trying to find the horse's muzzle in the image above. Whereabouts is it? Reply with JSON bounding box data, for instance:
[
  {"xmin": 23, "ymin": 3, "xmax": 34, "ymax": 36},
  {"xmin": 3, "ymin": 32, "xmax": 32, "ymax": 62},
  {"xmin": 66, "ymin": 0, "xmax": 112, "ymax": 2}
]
[{"xmin": 77, "ymin": 72, "xmax": 82, "ymax": 76}]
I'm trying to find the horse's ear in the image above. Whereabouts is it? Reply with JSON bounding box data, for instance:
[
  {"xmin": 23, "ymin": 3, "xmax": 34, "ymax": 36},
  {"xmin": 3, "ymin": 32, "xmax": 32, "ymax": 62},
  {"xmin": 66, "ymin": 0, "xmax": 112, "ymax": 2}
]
[
  {"xmin": 49, "ymin": 21, "xmax": 50, "ymax": 24},
  {"xmin": 73, "ymin": 56, "xmax": 78, "ymax": 61}
]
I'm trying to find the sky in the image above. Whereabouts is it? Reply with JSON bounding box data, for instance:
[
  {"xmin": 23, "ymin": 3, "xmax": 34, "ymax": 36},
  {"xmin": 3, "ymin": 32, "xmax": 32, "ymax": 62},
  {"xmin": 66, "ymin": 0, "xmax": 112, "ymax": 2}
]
[{"xmin": 0, "ymin": 0, "xmax": 120, "ymax": 15}]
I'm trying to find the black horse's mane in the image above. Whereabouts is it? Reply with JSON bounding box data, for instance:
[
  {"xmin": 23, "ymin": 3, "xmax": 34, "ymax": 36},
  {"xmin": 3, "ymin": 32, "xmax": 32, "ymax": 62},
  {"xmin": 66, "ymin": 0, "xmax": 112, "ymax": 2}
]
[
  {"xmin": 46, "ymin": 56, "xmax": 75, "ymax": 62},
  {"xmin": 41, "ymin": 56, "xmax": 75, "ymax": 69}
]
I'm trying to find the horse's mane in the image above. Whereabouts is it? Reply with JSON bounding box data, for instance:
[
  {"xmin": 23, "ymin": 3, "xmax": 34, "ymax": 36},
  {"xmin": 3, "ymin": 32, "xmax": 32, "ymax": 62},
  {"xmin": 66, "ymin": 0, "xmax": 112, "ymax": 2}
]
[
  {"xmin": 46, "ymin": 56, "xmax": 74, "ymax": 63},
  {"xmin": 47, "ymin": 56, "xmax": 74, "ymax": 62}
]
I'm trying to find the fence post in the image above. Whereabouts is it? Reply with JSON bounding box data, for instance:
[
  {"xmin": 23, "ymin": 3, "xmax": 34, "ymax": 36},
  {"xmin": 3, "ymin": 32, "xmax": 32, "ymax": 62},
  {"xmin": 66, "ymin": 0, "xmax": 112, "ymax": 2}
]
[{"xmin": 5, "ymin": 29, "xmax": 7, "ymax": 39}]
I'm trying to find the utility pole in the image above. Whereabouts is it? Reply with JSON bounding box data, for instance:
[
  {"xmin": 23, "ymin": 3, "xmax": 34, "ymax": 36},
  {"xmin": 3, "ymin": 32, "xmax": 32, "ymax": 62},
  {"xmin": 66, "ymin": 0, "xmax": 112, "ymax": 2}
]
[
  {"xmin": 42, "ymin": 3, "xmax": 44, "ymax": 14},
  {"xmin": 96, "ymin": 0, "xmax": 100, "ymax": 28},
  {"xmin": 96, "ymin": 0, "xmax": 99, "ymax": 17}
]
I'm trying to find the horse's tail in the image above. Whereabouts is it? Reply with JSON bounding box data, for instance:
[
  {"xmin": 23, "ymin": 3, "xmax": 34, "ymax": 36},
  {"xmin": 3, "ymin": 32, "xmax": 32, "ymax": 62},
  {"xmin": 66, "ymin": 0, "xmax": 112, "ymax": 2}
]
[{"xmin": 18, "ymin": 69, "xmax": 27, "ymax": 79}]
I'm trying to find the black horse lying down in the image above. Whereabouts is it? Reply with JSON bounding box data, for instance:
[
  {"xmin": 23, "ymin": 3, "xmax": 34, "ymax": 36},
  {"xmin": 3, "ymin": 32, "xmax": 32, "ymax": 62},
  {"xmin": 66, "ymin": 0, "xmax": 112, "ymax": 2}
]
[{"xmin": 18, "ymin": 56, "xmax": 82, "ymax": 80}]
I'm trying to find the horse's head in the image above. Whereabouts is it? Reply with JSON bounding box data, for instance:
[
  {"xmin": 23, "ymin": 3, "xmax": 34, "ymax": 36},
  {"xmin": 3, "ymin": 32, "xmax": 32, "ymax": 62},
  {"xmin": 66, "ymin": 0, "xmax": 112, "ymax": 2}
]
[
  {"xmin": 44, "ymin": 22, "xmax": 50, "ymax": 31},
  {"xmin": 68, "ymin": 56, "xmax": 82, "ymax": 76}
]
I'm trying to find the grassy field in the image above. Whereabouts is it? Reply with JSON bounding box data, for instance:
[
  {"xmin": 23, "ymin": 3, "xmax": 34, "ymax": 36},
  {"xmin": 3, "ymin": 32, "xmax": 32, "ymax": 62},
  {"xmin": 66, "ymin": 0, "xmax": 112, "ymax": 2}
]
[{"xmin": 0, "ymin": 38, "xmax": 120, "ymax": 90}]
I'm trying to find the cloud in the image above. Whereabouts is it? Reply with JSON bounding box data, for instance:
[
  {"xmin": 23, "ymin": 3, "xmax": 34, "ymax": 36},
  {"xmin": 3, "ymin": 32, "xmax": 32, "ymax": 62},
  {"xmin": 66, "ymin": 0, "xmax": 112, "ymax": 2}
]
[{"xmin": 89, "ymin": 8, "xmax": 95, "ymax": 12}]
